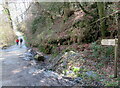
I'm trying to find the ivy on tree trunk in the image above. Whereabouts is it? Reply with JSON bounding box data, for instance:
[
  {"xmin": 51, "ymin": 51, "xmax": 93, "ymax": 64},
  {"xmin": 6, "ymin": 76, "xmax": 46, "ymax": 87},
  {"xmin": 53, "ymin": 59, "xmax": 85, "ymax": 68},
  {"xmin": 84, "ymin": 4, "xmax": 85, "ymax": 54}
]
[{"xmin": 97, "ymin": 2, "xmax": 106, "ymax": 38}]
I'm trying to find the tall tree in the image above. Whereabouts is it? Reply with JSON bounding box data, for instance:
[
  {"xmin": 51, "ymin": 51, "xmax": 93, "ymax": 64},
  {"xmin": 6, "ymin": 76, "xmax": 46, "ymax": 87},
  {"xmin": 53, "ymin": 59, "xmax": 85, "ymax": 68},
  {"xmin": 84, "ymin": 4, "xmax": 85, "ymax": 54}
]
[
  {"xmin": 77, "ymin": 2, "xmax": 95, "ymax": 17},
  {"xmin": 63, "ymin": 0, "xmax": 70, "ymax": 22},
  {"xmin": 2, "ymin": 2, "xmax": 13, "ymax": 29},
  {"xmin": 14, "ymin": 3, "xmax": 19, "ymax": 24},
  {"xmin": 117, "ymin": 1, "xmax": 120, "ymax": 81},
  {"xmin": 97, "ymin": 2, "xmax": 106, "ymax": 38}
]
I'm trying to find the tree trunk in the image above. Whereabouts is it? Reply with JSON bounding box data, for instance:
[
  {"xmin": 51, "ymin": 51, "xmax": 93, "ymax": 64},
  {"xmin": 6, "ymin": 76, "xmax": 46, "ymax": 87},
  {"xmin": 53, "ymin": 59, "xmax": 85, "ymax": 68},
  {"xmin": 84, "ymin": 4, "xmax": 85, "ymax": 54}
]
[
  {"xmin": 117, "ymin": 1, "xmax": 120, "ymax": 81},
  {"xmin": 14, "ymin": 3, "xmax": 19, "ymax": 24},
  {"xmin": 23, "ymin": 2, "xmax": 27, "ymax": 10},
  {"xmin": 3, "ymin": 2, "xmax": 13, "ymax": 29},
  {"xmin": 63, "ymin": 1, "xmax": 70, "ymax": 22},
  {"xmin": 97, "ymin": 2, "xmax": 106, "ymax": 38},
  {"xmin": 77, "ymin": 2, "xmax": 95, "ymax": 17}
]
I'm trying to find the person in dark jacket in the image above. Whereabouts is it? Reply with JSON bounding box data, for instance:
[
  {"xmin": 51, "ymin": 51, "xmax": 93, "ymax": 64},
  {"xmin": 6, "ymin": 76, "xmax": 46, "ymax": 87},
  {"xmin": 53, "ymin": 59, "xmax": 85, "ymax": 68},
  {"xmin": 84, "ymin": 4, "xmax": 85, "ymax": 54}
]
[{"xmin": 20, "ymin": 38, "xmax": 23, "ymax": 47}]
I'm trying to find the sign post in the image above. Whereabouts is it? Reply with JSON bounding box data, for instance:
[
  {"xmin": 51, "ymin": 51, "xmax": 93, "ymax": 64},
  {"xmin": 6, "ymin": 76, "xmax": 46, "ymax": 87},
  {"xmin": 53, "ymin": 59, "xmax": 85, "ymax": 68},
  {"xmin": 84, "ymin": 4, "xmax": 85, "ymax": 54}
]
[
  {"xmin": 114, "ymin": 37, "xmax": 118, "ymax": 78},
  {"xmin": 101, "ymin": 37, "xmax": 118, "ymax": 78}
]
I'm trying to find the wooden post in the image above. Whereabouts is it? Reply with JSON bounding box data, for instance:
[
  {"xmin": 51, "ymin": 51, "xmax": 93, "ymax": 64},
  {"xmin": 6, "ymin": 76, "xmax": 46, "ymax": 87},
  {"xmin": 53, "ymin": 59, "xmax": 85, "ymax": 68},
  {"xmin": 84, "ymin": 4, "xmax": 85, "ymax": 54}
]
[
  {"xmin": 114, "ymin": 36, "xmax": 118, "ymax": 78},
  {"xmin": 101, "ymin": 38, "xmax": 118, "ymax": 78}
]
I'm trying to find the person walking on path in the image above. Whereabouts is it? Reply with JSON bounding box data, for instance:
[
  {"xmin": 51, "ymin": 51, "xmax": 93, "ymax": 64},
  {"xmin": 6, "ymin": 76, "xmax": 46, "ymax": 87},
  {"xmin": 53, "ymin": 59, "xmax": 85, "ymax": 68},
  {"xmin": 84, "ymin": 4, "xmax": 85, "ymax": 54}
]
[
  {"xmin": 16, "ymin": 39, "xmax": 19, "ymax": 45},
  {"xmin": 20, "ymin": 38, "xmax": 23, "ymax": 47}
]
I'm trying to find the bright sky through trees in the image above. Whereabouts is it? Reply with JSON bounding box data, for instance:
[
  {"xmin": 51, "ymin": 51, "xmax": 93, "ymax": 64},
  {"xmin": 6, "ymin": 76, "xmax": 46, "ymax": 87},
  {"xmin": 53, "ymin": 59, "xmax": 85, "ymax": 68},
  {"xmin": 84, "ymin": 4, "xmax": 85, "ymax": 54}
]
[
  {"xmin": 0, "ymin": 5, "xmax": 3, "ymax": 14},
  {"xmin": 0, "ymin": 0, "xmax": 31, "ymax": 30}
]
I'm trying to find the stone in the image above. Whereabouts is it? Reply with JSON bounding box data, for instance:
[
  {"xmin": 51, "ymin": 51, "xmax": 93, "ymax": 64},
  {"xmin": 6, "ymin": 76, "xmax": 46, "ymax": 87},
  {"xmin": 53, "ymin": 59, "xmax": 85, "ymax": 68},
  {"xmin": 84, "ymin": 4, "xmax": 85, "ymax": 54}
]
[
  {"xmin": 28, "ymin": 68, "xmax": 36, "ymax": 74},
  {"xmin": 74, "ymin": 77, "xmax": 82, "ymax": 83},
  {"xmin": 62, "ymin": 76, "xmax": 74, "ymax": 81},
  {"xmin": 34, "ymin": 53, "xmax": 45, "ymax": 61},
  {"xmin": 22, "ymin": 52, "xmax": 34, "ymax": 61},
  {"xmin": 25, "ymin": 53, "xmax": 33, "ymax": 57},
  {"xmin": 23, "ymin": 57, "xmax": 33, "ymax": 61},
  {"xmin": 43, "ymin": 70, "xmax": 59, "ymax": 78},
  {"xmin": 44, "ymin": 55, "xmax": 50, "ymax": 59},
  {"xmin": 61, "ymin": 62, "xmax": 67, "ymax": 67},
  {"xmin": 30, "ymin": 60, "xmax": 37, "ymax": 66},
  {"xmin": 27, "ymin": 49, "xmax": 37, "ymax": 56},
  {"xmin": 2, "ymin": 45, "xmax": 8, "ymax": 49},
  {"xmin": 62, "ymin": 51, "xmax": 77, "ymax": 59},
  {"xmin": 86, "ymin": 71, "xmax": 98, "ymax": 78}
]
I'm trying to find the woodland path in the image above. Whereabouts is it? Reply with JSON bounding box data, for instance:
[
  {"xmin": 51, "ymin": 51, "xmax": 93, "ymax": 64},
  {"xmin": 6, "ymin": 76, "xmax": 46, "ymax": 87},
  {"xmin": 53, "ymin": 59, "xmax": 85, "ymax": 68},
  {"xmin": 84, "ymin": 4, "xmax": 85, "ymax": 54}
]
[{"xmin": 0, "ymin": 31, "xmax": 74, "ymax": 87}]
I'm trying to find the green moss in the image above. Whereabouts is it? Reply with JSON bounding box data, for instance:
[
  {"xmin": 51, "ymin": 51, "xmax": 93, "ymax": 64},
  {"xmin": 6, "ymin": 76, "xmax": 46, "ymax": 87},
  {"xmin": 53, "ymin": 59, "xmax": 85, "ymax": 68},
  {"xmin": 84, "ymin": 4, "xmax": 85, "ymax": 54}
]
[{"xmin": 73, "ymin": 67, "xmax": 80, "ymax": 73}]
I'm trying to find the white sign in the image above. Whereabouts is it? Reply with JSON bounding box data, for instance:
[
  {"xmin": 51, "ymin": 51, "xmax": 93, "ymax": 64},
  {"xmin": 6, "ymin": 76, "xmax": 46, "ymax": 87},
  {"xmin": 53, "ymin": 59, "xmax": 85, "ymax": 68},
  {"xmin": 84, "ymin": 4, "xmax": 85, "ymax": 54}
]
[{"xmin": 101, "ymin": 39, "xmax": 118, "ymax": 46}]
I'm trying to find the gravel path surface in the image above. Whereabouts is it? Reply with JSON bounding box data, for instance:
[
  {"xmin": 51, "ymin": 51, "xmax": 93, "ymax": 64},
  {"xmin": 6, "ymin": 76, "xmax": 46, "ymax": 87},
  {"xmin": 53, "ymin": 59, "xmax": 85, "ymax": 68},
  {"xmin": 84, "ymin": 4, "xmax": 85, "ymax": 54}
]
[{"xmin": 0, "ymin": 44, "xmax": 74, "ymax": 86}]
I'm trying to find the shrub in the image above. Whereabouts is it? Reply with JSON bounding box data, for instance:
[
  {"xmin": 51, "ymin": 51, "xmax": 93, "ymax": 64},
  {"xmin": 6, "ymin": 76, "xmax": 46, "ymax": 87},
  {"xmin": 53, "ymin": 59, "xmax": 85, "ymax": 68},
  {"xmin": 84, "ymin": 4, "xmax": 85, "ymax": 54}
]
[
  {"xmin": 38, "ymin": 44, "xmax": 53, "ymax": 54},
  {"xmin": 90, "ymin": 42, "xmax": 114, "ymax": 59},
  {"xmin": 32, "ymin": 16, "xmax": 46, "ymax": 34}
]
